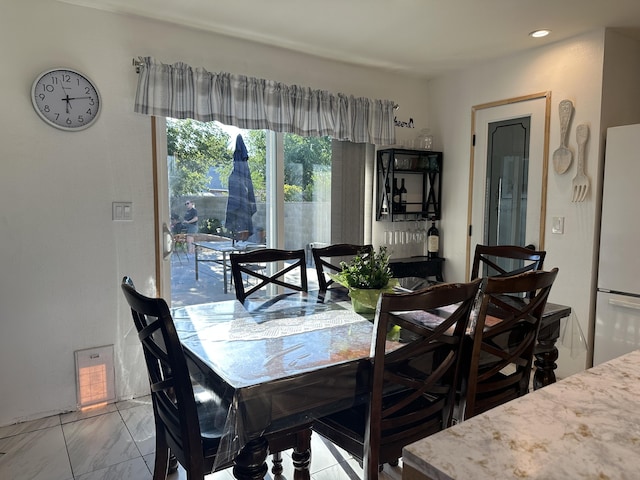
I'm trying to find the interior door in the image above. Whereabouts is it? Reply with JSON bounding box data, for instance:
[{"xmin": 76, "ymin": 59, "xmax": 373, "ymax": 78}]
[{"xmin": 466, "ymin": 93, "xmax": 550, "ymax": 279}]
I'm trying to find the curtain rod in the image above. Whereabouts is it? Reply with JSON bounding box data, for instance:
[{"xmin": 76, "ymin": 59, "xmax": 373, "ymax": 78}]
[{"xmin": 132, "ymin": 57, "xmax": 144, "ymax": 74}]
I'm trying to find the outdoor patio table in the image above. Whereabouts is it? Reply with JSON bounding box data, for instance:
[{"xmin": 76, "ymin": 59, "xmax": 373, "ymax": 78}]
[{"xmin": 194, "ymin": 240, "xmax": 265, "ymax": 293}]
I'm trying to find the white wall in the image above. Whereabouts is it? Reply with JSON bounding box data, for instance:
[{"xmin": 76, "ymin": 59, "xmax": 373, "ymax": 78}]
[
  {"xmin": 427, "ymin": 29, "xmax": 640, "ymax": 379},
  {"xmin": 0, "ymin": 0, "xmax": 430, "ymax": 425}
]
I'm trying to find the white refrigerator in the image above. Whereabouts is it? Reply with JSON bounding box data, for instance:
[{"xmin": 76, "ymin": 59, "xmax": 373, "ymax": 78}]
[{"xmin": 593, "ymin": 124, "xmax": 640, "ymax": 366}]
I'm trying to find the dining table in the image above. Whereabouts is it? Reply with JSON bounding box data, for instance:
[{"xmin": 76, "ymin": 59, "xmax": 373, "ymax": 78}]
[
  {"xmin": 172, "ymin": 286, "xmax": 571, "ymax": 480},
  {"xmin": 173, "ymin": 288, "xmax": 374, "ymax": 479}
]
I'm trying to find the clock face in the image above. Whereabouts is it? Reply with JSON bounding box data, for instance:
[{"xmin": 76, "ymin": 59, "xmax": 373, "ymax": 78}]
[{"xmin": 31, "ymin": 68, "xmax": 101, "ymax": 131}]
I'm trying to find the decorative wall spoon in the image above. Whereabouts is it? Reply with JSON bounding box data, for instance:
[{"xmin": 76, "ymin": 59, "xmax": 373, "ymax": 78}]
[{"xmin": 553, "ymin": 99, "xmax": 574, "ymax": 174}]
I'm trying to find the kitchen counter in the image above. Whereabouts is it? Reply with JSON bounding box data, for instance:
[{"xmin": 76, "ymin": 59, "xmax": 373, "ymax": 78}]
[{"xmin": 402, "ymin": 349, "xmax": 640, "ymax": 479}]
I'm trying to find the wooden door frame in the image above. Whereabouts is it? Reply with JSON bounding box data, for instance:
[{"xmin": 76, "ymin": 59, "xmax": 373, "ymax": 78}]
[
  {"xmin": 466, "ymin": 92, "xmax": 551, "ymax": 280},
  {"xmin": 152, "ymin": 116, "xmax": 172, "ymax": 298}
]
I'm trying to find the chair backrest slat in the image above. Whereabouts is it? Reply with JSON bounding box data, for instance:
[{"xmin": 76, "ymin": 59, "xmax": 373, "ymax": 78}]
[
  {"xmin": 462, "ymin": 268, "xmax": 558, "ymax": 420},
  {"xmin": 120, "ymin": 277, "xmax": 205, "ymax": 470},
  {"xmin": 471, "ymin": 244, "xmax": 546, "ymax": 280},
  {"xmin": 364, "ymin": 279, "xmax": 482, "ymax": 475},
  {"xmin": 230, "ymin": 248, "xmax": 308, "ymax": 302},
  {"xmin": 312, "ymin": 243, "xmax": 374, "ymax": 291}
]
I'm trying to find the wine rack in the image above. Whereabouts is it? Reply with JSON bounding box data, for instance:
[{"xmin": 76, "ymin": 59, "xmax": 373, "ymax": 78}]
[{"xmin": 376, "ymin": 148, "xmax": 442, "ymax": 221}]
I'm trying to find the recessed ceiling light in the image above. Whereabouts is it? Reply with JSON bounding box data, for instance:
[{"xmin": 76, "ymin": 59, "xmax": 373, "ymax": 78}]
[{"xmin": 530, "ymin": 29, "xmax": 551, "ymax": 38}]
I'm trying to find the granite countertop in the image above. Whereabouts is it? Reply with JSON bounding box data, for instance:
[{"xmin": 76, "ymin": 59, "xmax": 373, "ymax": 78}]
[{"xmin": 402, "ymin": 349, "xmax": 640, "ymax": 479}]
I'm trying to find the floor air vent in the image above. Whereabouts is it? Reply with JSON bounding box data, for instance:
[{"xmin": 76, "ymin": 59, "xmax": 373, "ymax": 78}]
[{"xmin": 74, "ymin": 345, "xmax": 116, "ymax": 408}]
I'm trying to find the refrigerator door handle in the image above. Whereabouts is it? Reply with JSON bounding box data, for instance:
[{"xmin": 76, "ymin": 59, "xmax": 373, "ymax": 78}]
[{"xmin": 609, "ymin": 298, "xmax": 640, "ymax": 310}]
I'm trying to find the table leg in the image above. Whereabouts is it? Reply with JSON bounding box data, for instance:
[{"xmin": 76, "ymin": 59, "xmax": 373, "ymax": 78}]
[
  {"xmin": 533, "ymin": 312, "xmax": 564, "ymax": 390},
  {"xmin": 223, "ymin": 251, "xmax": 228, "ymax": 294},
  {"xmin": 533, "ymin": 339, "xmax": 559, "ymax": 390},
  {"xmin": 291, "ymin": 428, "xmax": 312, "ymax": 480},
  {"xmin": 232, "ymin": 437, "xmax": 269, "ymax": 480},
  {"xmin": 195, "ymin": 246, "xmax": 200, "ymax": 281}
]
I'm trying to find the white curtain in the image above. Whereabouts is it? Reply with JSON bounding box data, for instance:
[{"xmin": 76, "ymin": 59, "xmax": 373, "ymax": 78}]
[{"xmin": 134, "ymin": 57, "xmax": 396, "ymax": 145}]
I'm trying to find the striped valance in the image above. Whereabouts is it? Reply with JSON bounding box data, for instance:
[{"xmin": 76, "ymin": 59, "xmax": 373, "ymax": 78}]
[{"xmin": 133, "ymin": 56, "xmax": 396, "ymax": 145}]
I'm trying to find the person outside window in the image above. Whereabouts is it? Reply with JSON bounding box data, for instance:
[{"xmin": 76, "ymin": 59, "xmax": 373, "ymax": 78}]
[{"xmin": 183, "ymin": 201, "xmax": 198, "ymax": 253}]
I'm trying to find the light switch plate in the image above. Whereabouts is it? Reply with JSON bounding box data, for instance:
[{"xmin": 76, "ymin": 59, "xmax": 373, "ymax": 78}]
[
  {"xmin": 112, "ymin": 202, "xmax": 132, "ymax": 221},
  {"xmin": 552, "ymin": 216, "xmax": 564, "ymax": 234}
]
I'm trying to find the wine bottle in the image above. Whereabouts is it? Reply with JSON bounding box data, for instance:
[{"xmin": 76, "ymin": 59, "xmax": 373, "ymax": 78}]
[
  {"xmin": 381, "ymin": 179, "xmax": 390, "ymax": 215},
  {"xmin": 400, "ymin": 178, "xmax": 407, "ymax": 213},
  {"xmin": 392, "ymin": 178, "xmax": 400, "ymax": 214},
  {"xmin": 427, "ymin": 219, "xmax": 440, "ymax": 259}
]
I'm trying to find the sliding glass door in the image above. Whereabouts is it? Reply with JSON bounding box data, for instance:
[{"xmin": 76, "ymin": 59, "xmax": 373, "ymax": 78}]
[{"xmin": 162, "ymin": 118, "xmax": 332, "ymax": 306}]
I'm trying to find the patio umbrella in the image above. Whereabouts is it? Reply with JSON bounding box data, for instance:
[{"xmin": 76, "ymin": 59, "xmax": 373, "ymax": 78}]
[{"xmin": 225, "ymin": 134, "xmax": 257, "ymax": 242}]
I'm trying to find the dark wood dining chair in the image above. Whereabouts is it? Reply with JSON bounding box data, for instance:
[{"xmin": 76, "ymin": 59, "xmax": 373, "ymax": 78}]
[
  {"xmin": 470, "ymin": 244, "xmax": 546, "ymax": 280},
  {"xmin": 460, "ymin": 268, "xmax": 558, "ymax": 421},
  {"xmin": 121, "ymin": 276, "xmax": 310, "ymax": 479},
  {"xmin": 313, "ymin": 279, "xmax": 482, "ymax": 480},
  {"xmin": 230, "ymin": 248, "xmax": 308, "ymax": 302},
  {"xmin": 121, "ymin": 276, "xmax": 232, "ymax": 479},
  {"xmin": 311, "ymin": 243, "xmax": 374, "ymax": 291}
]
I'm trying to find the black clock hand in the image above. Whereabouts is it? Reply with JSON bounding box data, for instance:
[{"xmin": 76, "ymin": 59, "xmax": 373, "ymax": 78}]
[
  {"xmin": 66, "ymin": 96, "xmax": 92, "ymax": 100},
  {"xmin": 62, "ymin": 96, "xmax": 69, "ymax": 113}
]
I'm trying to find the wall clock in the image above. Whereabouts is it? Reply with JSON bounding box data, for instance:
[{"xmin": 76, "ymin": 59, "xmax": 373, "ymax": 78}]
[{"xmin": 31, "ymin": 68, "xmax": 101, "ymax": 131}]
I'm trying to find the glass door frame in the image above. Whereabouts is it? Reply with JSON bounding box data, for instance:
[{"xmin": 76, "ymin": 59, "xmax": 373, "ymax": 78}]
[{"xmin": 466, "ymin": 92, "xmax": 551, "ymax": 280}]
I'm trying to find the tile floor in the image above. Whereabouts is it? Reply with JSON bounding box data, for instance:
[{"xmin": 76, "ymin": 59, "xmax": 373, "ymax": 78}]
[{"xmin": 0, "ymin": 395, "xmax": 403, "ymax": 480}]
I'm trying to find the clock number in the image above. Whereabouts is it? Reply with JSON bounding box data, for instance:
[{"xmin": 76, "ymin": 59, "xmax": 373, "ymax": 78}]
[
  {"xmin": 38, "ymin": 93, "xmax": 46, "ymax": 101},
  {"xmin": 89, "ymin": 98, "xmax": 95, "ymax": 106},
  {"xmin": 66, "ymin": 117, "xmax": 72, "ymax": 125},
  {"xmin": 44, "ymin": 105, "xmax": 50, "ymax": 113},
  {"xmin": 78, "ymin": 115, "xmax": 84, "ymax": 123},
  {"xmin": 86, "ymin": 108, "xmax": 93, "ymax": 115},
  {"xmin": 62, "ymin": 73, "xmax": 71, "ymax": 83}
]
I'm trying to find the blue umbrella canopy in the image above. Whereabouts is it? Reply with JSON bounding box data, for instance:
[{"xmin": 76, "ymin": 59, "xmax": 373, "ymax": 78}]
[{"xmin": 225, "ymin": 134, "xmax": 257, "ymax": 240}]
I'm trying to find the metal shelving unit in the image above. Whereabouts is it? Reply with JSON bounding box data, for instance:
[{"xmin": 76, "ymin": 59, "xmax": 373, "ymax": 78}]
[{"xmin": 376, "ymin": 148, "xmax": 442, "ymax": 221}]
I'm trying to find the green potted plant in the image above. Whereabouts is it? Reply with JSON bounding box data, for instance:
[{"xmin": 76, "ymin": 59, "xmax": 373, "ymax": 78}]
[{"xmin": 329, "ymin": 246, "xmax": 398, "ymax": 313}]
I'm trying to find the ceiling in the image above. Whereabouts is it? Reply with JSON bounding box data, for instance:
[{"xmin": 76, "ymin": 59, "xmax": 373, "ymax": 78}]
[{"xmin": 60, "ymin": 0, "xmax": 640, "ymax": 78}]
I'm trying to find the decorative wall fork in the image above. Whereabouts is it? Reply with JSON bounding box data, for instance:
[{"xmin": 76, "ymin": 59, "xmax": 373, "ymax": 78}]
[{"xmin": 572, "ymin": 124, "xmax": 590, "ymax": 202}]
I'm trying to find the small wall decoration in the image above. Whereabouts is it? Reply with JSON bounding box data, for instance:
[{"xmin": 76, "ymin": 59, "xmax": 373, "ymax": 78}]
[
  {"xmin": 552, "ymin": 99, "xmax": 574, "ymax": 174},
  {"xmin": 572, "ymin": 123, "xmax": 590, "ymax": 202},
  {"xmin": 394, "ymin": 116, "xmax": 414, "ymax": 128}
]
